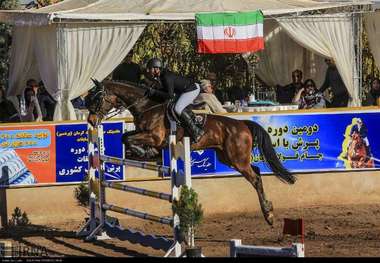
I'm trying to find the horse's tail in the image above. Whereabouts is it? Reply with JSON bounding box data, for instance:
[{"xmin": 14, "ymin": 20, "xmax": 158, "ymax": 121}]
[{"xmin": 243, "ymin": 120, "xmax": 296, "ymax": 184}]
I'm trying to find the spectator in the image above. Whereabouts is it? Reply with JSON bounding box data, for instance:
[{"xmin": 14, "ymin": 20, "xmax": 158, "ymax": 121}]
[
  {"xmin": 194, "ymin": 79, "xmax": 227, "ymax": 114},
  {"xmin": 71, "ymin": 91, "xmax": 88, "ymax": 109},
  {"xmin": 112, "ymin": 50, "xmax": 142, "ymax": 84},
  {"xmin": 319, "ymin": 58, "xmax": 350, "ymax": 108},
  {"xmin": 20, "ymin": 86, "xmax": 43, "ymax": 122},
  {"xmin": 37, "ymin": 81, "xmax": 56, "ymax": 121},
  {"xmin": 276, "ymin": 69, "xmax": 303, "ymax": 104},
  {"xmin": 0, "ymin": 86, "xmax": 19, "ymax": 123},
  {"xmin": 293, "ymin": 79, "xmax": 326, "ymax": 109},
  {"xmin": 363, "ymin": 78, "xmax": 380, "ymax": 106}
]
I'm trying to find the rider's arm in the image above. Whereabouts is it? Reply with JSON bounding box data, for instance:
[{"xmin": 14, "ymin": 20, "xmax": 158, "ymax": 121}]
[{"xmin": 162, "ymin": 73, "xmax": 175, "ymax": 99}]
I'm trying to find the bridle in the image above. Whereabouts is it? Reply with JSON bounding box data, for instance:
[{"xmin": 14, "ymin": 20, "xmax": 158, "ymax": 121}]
[{"xmin": 89, "ymin": 85, "xmax": 148, "ymax": 120}]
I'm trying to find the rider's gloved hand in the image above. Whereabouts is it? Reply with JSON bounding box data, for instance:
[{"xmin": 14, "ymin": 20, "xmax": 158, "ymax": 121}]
[{"xmin": 144, "ymin": 87, "xmax": 155, "ymax": 97}]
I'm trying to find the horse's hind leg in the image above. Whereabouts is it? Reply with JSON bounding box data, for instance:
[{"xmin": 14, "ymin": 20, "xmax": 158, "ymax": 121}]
[
  {"xmin": 216, "ymin": 150, "xmax": 274, "ymax": 225},
  {"xmin": 240, "ymin": 164, "xmax": 274, "ymax": 225}
]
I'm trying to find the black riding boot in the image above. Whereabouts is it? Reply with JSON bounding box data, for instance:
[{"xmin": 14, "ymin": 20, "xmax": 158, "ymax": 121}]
[{"xmin": 179, "ymin": 109, "xmax": 205, "ymax": 143}]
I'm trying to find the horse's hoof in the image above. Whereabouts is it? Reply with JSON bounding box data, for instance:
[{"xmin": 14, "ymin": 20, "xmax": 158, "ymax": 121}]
[{"xmin": 265, "ymin": 212, "xmax": 274, "ymax": 226}]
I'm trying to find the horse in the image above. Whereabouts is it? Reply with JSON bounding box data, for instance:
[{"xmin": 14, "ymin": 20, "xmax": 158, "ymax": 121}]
[
  {"xmin": 85, "ymin": 79, "xmax": 296, "ymax": 225},
  {"xmin": 347, "ymin": 132, "xmax": 374, "ymax": 168}
]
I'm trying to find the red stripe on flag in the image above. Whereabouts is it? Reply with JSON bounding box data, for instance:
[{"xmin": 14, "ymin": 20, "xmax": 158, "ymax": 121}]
[{"xmin": 197, "ymin": 37, "xmax": 264, "ymax": 54}]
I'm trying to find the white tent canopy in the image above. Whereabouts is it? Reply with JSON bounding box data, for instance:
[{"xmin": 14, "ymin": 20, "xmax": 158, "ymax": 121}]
[
  {"xmin": 0, "ymin": 0, "xmax": 372, "ymax": 120},
  {"xmin": 0, "ymin": 0, "xmax": 370, "ymax": 25}
]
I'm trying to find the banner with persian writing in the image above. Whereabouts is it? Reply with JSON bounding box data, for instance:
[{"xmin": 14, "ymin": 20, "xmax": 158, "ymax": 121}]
[
  {"xmin": 0, "ymin": 120, "xmax": 124, "ymax": 187},
  {"xmin": 55, "ymin": 121, "xmax": 124, "ymax": 183},
  {"xmin": 0, "ymin": 124, "xmax": 56, "ymax": 185},
  {"xmin": 163, "ymin": 110, "xmax": 380, "ymax": 176}
]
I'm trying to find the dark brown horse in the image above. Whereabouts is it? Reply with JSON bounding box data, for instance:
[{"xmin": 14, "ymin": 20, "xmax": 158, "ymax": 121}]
[
  {"xmin": 348, "ymin": 132, "xmax": 374, "ymax": 168},
  {"xmin": 86, "ymin": 80, "xmax": 296, "ymax": 225}
]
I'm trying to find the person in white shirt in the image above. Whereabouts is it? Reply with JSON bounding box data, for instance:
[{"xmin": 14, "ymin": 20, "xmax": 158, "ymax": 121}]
[{"xmin": 194, "ymin": 79, "xmax": 227, "ymax": 114}]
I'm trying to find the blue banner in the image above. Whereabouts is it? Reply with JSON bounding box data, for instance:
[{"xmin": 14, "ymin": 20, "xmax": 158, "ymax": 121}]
[
  {"xmin": 163, "ymin": 110, "xmax": 380, "ymax": 176},
  {"xmin": 56, "ymin": 122, "xmax": 124, "ymax": 183}
]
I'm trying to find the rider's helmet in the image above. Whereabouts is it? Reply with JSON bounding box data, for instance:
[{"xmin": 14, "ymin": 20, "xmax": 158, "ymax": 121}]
[{"xmin": 147, "ymin": 58, "xmax": 162, "ymax": 69}]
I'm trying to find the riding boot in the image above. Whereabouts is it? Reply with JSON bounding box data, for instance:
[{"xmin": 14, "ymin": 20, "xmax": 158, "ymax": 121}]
[{"xmin": 179, "ymin": 109, "xmax": 205, "ymax": 143}]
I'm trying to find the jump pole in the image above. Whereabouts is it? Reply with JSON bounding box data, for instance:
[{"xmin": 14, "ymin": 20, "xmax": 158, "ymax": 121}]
[{"xmin": 78, "ymin": 121, "xmax": 192, "ymax": 257}]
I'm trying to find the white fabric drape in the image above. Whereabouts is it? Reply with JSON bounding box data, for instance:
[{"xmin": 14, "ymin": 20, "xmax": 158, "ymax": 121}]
[
  {"xmin": 256, "ymin": 20, "xmax": 326, "ymax": 88},
  {"xmin": 365, "ymin": 12, "xmax": 380, "ymax": 77},
  {"xmin": 55, "ymin": 23, "xmax": 146, "ymax": 120},
  {"xmin": 7, "ymin": 26, "xmax": 40, "ymax": 97},
  {"xmin": 34, "ymin": 25, "xmax": 59, "ymax": 101},
  {"xmin": 277, "ymin": 14, "xmax": 358, "ymax": 106}
]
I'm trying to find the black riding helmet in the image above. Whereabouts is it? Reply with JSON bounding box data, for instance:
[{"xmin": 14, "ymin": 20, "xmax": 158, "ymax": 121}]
[{"xmin": 147, "ymin": 58, "xmax": 162, "ymax": 69}]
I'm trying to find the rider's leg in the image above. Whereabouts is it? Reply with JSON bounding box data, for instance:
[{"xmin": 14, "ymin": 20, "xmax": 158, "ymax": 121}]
[{"xmin": 174, "ymin": 84, "xmax": 205, "ymax": 142}]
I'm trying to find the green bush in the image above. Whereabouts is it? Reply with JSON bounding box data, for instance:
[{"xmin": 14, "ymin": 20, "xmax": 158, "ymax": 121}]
[
  {"xmin": 172, "ymin": 185, "xmax": 203, "ymax": 247},
  {"xmin": 74, "ymin": 176, "xmax": 90, "ymax": 207},
  {"xmin": 8, "ymin": 207, "xmax": 30, "ymax": 227}
]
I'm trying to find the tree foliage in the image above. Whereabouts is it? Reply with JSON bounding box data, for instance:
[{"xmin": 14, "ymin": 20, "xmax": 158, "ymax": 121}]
[
  {"xmin": 132, "ymin": 23, "xmax": 252, "ymax": 93},
  {"xmin": 0, "ymin": 0, "xmax": 19, "ymax": 87}
]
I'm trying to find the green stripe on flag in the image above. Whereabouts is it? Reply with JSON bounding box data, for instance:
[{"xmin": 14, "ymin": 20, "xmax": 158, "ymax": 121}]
[{"xmin": 196, "ymin": 10, "xmax": 263, "ymax": 27}]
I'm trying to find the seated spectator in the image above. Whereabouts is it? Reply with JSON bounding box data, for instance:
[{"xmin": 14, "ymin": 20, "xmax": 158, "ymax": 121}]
[
  {"xmin": 19, "ymin": 82, "xmax": 43, "ymax": 122},
  {"xmin": 0, "ymin": 86, "xmax": 19, "ymax": 123},
  {"xmin": 112, "ymin": 50, "xmax": 142, "ymax": 84},
  {"xmin": 293, "ymin": 79, "xmax": 326, "ymax": 109},
  {"xmin": 38, "ymin": 81, "xmax": 56, "ymax": 121},
  {"xmin": 319, "ymin": 58, "xmax": 350, "ymax": 108},
  {"xmin": 276, "ymin": 69, "xmax": 303, "ymax": 104},
  {"xmin": 363, "ymin": 78, "xmax": 380, "ymax": 106},
  {"xmin": 71, "ymin": 91, "xmax": 88, "ymax": 109},
  {"xmin": 194, "ymin": 79, "xmax": 227, "ymax": 114}
]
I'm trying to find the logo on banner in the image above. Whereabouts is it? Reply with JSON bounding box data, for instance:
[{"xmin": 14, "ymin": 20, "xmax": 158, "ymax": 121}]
[{"xmin": 224, "ymin": 27, "xmax": 236, "ymax": 38}]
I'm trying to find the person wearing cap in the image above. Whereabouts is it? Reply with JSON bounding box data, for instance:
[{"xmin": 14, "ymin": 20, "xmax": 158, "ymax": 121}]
[
  {"xmin": 350, "ymin": 118, "xmax": 372, "ymax": 157},
  {"xmin": 143, "ymin": 58, "xmax": 204, "ymax": 143},
  {"xmin": 194, "ymin": 79, "xmax": 227, "ymax": 114}
]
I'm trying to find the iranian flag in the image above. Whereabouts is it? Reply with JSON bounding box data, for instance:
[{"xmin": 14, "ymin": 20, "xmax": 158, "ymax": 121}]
[{"xmin": 196, "ymin": 11, "xmax": 264, "ymax": 54}]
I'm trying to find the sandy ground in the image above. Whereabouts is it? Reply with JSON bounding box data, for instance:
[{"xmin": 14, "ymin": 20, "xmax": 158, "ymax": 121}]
[{"xmin": 1, "ymin": 203, "xmax": 379, "ymax": 257}]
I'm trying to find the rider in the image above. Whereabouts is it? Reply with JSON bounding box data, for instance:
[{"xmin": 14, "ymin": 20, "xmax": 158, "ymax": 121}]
[
  {"xmin": 350, "ymin": 118, "xmax": 372, "ymax": 157},
  {"xmin": 143, "ymin": 58, "xmax": 205, "ymax": 142}
]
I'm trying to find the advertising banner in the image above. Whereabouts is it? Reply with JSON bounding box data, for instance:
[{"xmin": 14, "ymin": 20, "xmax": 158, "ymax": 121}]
[
  {"xmin": 163, "ymin": 110, "xmax": 380, "ymax": 176},
  {"xmin": 0, "ymin": 124, "xmax": 56, "ymax": 185},
  {"xmin": 0, "ymin": 121, "xmax": 124, "ymax": 187}
]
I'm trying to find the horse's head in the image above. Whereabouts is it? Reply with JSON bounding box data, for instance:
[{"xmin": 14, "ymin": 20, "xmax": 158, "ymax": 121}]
[
  {"xmin": 85, "ymin": 78, "xmax": 153, "ymax": 127},
  {"xmin": 85, "ymin": 78, "xmax": 119, "ymax": 127}
]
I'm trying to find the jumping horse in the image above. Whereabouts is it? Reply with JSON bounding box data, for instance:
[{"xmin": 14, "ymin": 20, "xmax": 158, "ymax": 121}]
[
  {"xmin": 85, "ymin": 79, "xmax": 296, "ymax": 225},
  {"xmin": 347, "ymin": 132, "xmax": 374, "ymax": 168}
]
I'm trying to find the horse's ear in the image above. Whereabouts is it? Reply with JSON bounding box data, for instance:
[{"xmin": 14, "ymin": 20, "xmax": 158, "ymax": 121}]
[{"xmin": 91, "ymin": 78, "xmax": 101, "ymax": 88}]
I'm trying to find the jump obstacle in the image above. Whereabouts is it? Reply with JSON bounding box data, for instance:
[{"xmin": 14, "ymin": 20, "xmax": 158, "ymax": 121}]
[
  {"xmin": 77, "ymin": 121, "xmax": 192, "ymax": 257},
  {"xmin": 230, "ymin": 218, "xmax": 305, "ymax": 257},
  {"xmin": 230, "ymin": 239, "xmax": 304, "ymax": 257}
]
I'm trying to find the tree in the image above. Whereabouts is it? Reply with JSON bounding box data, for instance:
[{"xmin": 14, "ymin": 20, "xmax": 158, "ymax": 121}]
[
  {"xmin": 36, "ymin": 0, "xmax": 61, "ymax": 8},
  {"xmin": 0, "ymin": 0, "xmax": 19, "ymax": 87}
]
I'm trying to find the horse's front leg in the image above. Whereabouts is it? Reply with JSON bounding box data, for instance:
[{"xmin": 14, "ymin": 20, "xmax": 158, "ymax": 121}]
[{"xmin": 122, "ymin": 130, "xmax": 164, "ymax": 160}]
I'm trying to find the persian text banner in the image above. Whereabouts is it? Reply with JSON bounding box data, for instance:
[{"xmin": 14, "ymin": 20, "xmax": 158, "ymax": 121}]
[{"xmin": 164, "ymin": 110, "xmax": 380, "ymax": 176}]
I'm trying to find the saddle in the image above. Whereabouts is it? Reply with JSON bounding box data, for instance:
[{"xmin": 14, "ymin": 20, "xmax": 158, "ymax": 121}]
[{"xmin": 166, "ymin": 102, "xmax": 206, "ymax": 129}]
